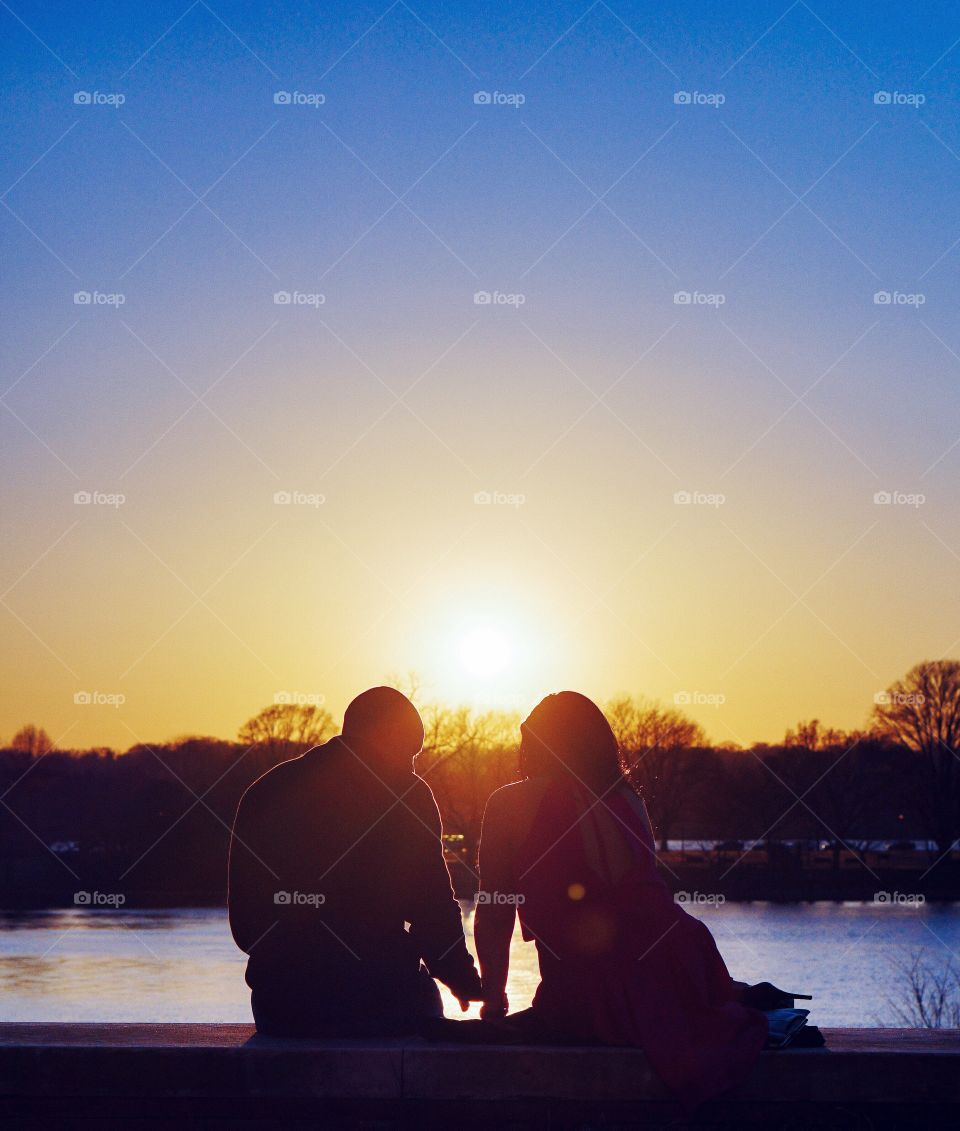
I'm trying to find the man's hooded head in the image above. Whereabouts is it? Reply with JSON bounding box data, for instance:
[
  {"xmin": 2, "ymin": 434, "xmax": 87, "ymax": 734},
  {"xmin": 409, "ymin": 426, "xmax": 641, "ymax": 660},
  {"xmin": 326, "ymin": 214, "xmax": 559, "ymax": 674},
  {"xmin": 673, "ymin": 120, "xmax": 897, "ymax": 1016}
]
[{"xmin": 341, "ymin": 686, "xmax": 424, "ymax": 770}]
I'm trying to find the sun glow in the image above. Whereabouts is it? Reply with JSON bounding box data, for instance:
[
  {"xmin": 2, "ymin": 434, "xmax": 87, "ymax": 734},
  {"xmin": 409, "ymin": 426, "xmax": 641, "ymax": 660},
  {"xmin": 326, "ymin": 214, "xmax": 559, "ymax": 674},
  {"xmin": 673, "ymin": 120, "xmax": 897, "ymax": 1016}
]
[
  {"xmin": 458, "ymin": 626, "xmax": 513, "ymax": 679},
  {"xmin": 407, "ymin": 590, "xmax": 565, "ymax": 715}
]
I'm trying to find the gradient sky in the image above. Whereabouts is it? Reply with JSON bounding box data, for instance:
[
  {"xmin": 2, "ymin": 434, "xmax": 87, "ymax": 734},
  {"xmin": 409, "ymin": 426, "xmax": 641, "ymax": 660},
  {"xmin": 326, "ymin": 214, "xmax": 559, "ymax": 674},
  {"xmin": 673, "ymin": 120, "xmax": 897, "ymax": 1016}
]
[{"xmin": 2, "ymin": 1, "xmax": 959, "ymax": 749}]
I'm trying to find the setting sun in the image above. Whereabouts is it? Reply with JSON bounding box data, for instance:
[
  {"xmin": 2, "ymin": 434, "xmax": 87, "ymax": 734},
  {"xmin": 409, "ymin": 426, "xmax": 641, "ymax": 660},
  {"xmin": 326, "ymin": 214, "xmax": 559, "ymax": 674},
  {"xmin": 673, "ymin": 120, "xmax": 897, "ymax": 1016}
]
[{"xmin": 458, "ymin": 627, "xmax": 512, "ymax": 679}]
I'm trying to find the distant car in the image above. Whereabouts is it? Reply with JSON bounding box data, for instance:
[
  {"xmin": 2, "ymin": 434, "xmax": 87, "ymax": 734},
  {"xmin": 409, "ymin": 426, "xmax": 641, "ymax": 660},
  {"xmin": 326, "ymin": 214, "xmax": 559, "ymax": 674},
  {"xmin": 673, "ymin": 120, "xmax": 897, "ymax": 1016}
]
[
  {"xmin": 442, "ymin": 832, "xmax": 469, "ymax": 864},
  {"xmin": 713, "ymin": 840, "xmax": 743, "ymax": 853}
]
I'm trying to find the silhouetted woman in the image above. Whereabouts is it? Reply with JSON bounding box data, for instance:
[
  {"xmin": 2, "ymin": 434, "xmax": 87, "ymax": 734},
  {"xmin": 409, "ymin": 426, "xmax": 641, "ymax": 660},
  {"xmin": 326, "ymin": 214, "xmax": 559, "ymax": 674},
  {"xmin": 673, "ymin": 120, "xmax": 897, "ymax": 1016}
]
[{"xmin": 475, "ymin": 691, "xmax": 769, "ymax": 1109}]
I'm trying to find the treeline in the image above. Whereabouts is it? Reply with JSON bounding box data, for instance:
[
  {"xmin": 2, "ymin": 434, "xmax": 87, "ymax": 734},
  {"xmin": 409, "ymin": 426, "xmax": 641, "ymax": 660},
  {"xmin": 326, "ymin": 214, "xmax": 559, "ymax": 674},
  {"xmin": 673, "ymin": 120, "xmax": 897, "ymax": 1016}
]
[
  {"xmin": 418, "ymin": 709, "xmax": 919, "ymax": 858},
  {"xmin": 1, "ymin": 660, "xmax": 957, "ymax": 905}
]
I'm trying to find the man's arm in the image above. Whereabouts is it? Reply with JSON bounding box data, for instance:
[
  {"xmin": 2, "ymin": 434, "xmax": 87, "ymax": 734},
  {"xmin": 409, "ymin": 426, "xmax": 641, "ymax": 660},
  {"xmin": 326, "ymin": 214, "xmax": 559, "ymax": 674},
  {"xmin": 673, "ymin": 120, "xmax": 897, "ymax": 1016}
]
[
  {"xmin": 404, "ymin": 779, "xmax": 482, "ymax": 1007},
  {"xmin": 475, "ymin": 786, "xmax": 518, "ymax": 1018},
  {"xmin": 227, "ymin": 783, "xmax": 277, "ymax": 955}
]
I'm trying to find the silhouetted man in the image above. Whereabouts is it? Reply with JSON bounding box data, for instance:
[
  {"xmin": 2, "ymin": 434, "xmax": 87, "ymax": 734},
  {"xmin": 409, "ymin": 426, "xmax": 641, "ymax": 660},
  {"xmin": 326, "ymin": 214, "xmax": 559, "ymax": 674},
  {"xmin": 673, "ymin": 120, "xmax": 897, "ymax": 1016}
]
[{"xmin": 228, "ymin": 686, "xmax": 481, "ymax": 1035}]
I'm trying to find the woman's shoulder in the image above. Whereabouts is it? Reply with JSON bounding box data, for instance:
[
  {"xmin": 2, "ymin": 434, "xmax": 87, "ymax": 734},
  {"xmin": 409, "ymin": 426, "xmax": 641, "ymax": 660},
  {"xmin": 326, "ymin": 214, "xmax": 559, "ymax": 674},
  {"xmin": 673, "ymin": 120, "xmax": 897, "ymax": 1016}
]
[
  {"xmin": 481, "ymin": 780, "xmax": 548, "ymax": 866},
  {"xmin": 485, "ymin": 777, "xmax": 550, "ymax": 820},
  {"xmin": 487, "ymin": 777, "xmax": 531, "ymax": 802}
]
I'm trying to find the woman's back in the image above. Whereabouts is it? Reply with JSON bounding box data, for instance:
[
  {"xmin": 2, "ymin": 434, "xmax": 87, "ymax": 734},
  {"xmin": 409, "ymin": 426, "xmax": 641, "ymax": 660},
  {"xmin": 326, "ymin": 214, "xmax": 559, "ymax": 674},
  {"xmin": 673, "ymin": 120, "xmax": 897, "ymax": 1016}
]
[
  {"xmin": 513, "ymin": 777, "xmax": 670, "ymax": 960},
  {"xmin": 479, "ymin": 770, "xmax": 768, "ymax": 1107}
]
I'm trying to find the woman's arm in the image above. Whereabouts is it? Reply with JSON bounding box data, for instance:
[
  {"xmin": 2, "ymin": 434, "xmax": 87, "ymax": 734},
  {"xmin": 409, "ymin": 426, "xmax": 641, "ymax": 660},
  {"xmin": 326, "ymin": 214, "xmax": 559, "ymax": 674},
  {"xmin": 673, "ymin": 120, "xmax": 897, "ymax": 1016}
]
[
  {"xmin": 475, "ymin": 786, "xmax": 520, "ymax": 1017},
  {"xmin": 737, "ymin": 981, "xmax": 811, "ymax": 1009}
]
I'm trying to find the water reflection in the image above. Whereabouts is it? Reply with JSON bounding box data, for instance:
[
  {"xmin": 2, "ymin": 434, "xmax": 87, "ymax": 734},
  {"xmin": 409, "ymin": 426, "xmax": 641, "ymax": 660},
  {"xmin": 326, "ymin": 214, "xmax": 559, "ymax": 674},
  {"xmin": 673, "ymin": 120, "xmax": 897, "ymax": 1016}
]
[{"xmin": 0, "ymin": 902, "xmax": 956, "ymax": 1026}]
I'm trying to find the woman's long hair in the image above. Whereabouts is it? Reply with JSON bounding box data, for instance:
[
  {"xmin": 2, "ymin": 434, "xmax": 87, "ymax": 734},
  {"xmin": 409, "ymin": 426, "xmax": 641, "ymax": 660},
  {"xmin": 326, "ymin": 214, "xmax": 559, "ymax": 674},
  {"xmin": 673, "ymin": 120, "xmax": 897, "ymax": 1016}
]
[{"xmin": 519, "ymin": 691, "xmax": 632, "ymax": 795}]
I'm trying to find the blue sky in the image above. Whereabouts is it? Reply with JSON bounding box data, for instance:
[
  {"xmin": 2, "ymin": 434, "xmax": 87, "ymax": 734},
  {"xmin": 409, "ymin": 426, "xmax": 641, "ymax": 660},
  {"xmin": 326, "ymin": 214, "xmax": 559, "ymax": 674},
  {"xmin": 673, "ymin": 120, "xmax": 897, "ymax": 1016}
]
[{"xmin": 2, "ymin": 1, "xmax": 960, "ymax": 746}]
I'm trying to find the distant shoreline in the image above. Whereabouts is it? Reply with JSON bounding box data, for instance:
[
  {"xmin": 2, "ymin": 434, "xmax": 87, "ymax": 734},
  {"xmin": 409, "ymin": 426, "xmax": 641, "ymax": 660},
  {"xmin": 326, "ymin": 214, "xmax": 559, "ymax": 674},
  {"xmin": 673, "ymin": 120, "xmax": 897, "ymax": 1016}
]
[{"xmin": 3, "ymin": 842, "xmax": 957, "ymax": 911}]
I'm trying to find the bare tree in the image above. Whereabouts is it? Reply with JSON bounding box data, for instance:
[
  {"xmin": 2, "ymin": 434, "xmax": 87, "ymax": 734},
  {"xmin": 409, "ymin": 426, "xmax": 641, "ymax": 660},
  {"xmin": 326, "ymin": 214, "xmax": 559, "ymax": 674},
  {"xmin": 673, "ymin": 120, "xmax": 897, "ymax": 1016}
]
[
  {"xmin": 607, "ymin": 696, "xmax": 706, "ymax": 850},
  {"xmin": 10, "ymin": 725, "xmax": 54, "ymax": 757},
  {"xmin": 873, "ymin": 660, "xmax": 960, "ymax": 855},
  {"xmin": 781, "ymin": 724, "xmax": 889, "ymax": 869},
  {"xmin": 415, "ymin": 705, "xmax": 518, "ymax": 858},
  {"xmin": 783, "ymin": 719, "xmax": 847, "ymax": 750},
  {"xmin": 888, "ymin": 951, "xmax": 960, "ymax": 1028},
  {"xmin": 384, "ymin": 671, "xmax": 425, "ymax": 705},
  {"xmin": 237, "ymin": 703, "xmax": 336, "ymax": 760}
]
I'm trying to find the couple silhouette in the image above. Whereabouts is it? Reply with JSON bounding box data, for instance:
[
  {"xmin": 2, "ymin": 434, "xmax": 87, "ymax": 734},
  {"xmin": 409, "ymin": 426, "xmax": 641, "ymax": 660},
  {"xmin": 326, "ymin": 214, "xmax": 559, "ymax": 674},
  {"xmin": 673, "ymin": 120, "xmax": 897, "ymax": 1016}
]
[{"xmin": 228, "ymin": 686, "xmax": 794, "ymax": 1106}]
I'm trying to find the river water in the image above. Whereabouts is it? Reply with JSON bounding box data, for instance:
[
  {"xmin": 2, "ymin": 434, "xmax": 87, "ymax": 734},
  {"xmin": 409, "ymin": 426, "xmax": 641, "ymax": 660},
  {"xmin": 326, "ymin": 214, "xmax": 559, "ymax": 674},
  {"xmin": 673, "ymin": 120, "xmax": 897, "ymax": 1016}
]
[{"xmin": 1, "ymin": 901, "xmax": 956, "ymax": 1027}]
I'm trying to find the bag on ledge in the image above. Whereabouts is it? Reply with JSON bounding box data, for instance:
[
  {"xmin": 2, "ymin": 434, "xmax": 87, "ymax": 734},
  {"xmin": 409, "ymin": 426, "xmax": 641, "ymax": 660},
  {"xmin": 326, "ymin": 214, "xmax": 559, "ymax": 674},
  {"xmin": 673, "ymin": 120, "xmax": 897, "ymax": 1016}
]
[{"xmin": 763, "ymin": 1008, "xmax": 825, "ymax": 1049}]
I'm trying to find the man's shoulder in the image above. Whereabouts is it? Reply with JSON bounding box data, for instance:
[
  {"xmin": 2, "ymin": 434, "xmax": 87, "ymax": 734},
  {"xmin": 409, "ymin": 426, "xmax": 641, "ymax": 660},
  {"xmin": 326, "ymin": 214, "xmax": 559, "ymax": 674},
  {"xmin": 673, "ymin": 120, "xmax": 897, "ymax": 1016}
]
[
  {"xmin": 239, "ymin": 739, "xmax": 338, "ymax": 809},
  {"xmin": 407, "ymin": 772, "xmax": 441, "ymax": 811}
]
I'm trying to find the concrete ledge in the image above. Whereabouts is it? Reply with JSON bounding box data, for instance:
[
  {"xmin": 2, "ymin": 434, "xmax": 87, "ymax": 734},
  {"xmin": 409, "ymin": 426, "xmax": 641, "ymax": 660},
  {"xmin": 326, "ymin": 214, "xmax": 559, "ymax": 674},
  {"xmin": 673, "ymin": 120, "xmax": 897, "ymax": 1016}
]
[{"xmin": 0, "ymin": 1024, "xmax": 958, "ymax": 1128}]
